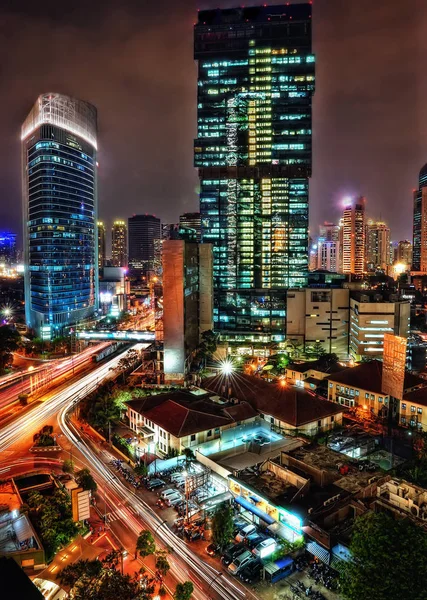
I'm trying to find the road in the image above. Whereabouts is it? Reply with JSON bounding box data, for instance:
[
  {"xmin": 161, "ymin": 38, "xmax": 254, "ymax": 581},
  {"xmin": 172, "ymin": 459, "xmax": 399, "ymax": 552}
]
[
  {"xmin": 0, "ymin": 344, "xmax": 144, "ymax": 451},
  {"xmin": 0, "ymin": 343, "xmax": 111, "ymax": 413}
]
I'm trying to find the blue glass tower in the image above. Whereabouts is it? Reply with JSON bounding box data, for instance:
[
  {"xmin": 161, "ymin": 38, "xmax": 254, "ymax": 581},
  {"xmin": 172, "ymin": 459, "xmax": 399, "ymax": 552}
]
[
  {"xmin": 22, "ymin": 94, "xmax": 98, "ymax": 339},
  {"xmin": 194, "ymin": 4, "xmax": 314, "ymax": 342}
]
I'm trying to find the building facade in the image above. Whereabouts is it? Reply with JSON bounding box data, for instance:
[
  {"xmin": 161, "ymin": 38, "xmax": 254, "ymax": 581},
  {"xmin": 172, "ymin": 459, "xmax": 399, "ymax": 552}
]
[
  {"xmin": 397, "ymin": 240, "xmax": 412, "ymax": 267},
  {"xmin": 365, "ymin": 221, "xmax": 390, "ymax": 272},
  {"xmin": 97, "ymin": 221, "xmax": 105, "ymax": 270},
  {"xmin": 349, "ymin": 292, "xmax": 410, "ymax": 361},
  {"xmin": 195, "ymin": 4, "xmax": 315, "ymax": 341},
  {"xmin": 111, "ymin": 220, "xmax": 127, "ymax": 267},
  {"xmin": 22, "ymin": 93, "xmax": 98, "ymax": 338},
  {"xmin": 413, "ymin": 164, "xmax": 427, "ymax": 273},
  {"xmin": 179, "ymin": 212, "xmax": 201, "ymax": 242},
  {"xmin": 286, "ymin": 288, "xmax": 350, "ymax": 359},
  {"xmin": 0, "ymin": 232, "xmax": 17, "ymax": 266},
  {"xmin": 341, "ymin": 198, "xmax": 365, "ymax": 276},
  {"xmin": 162, "ymin": 240, "xmax": 213, "ymax": 382},
  {"xmin": 128, "ymin": 215, "xmax": 160, "ymax": 279},
  {"xmin": 317, "ymin": 240, "xmax": 339, "ymax": 272}
]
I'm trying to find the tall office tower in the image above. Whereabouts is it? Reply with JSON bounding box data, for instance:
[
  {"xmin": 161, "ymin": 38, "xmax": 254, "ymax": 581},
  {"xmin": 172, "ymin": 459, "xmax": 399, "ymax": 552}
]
[
  {"xmin": 179, "ymin": 212, "xmax": 201, "ymax": 242},
  {"xmin": 111, "ymin": 220, "xmax": 127, "ymax": 267},
  {"xmin": 413, "ymin": 164, "xmax": 427, "ymax": 272},
  {"xmin": 97, "ymin": 221, "xmax": 106, "ymax": 270},
  {"xmin": 22, "ymin": 94, "xmax": 98, "ymax": 339},
  {"xmin": 317, "ymin": 240, "xmax": 339, "ymax": 272},
  {"xmin": 162, "ymin": 223, "xmax": 179, "ymax": 240},
  {"xmin": 397, "ymin": 240, "xmax": 413, "ymax": 266},
  {"xmin": 128, "ymin": 215, "xmax": 161, "ymax": 279},
  {"xmin": 319, "ymin": 222, "xmax": 340, "ymax": 242},
  {"xmin": 365, "ymin": 220, "xmax": 391, "ymax": 272},
  {"xmin": 0, "ymin": 232, "xmax": 17, "ymax": 266},
  {"xmin": 195, "ymin": 4, "xmax": 314, "ymax": 341},
  {"xmin": 341, "ymin": 198, "xmax": 366, "ymax": 276},
  {"xmin": 163, "ymin": 240, "xmax": 213, "ymax": 382}
]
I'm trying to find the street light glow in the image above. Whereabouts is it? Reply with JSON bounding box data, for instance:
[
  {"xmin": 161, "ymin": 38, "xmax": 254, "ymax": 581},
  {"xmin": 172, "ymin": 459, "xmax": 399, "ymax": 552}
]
[{"xmin": 220, "ymin": 360, "xmax": 234, "ymax": 376}]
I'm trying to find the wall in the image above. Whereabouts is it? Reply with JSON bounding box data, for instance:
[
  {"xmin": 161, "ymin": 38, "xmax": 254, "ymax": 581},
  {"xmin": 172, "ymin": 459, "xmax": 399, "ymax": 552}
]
[{"xmin": 163, "ymin": 241, "xmax": 185, "ymax": 380}]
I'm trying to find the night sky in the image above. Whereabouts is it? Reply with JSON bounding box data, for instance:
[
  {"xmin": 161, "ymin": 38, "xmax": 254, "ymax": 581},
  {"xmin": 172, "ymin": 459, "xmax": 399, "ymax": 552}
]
[{"xmin": 0, "ymin": 0, "xmax": 425, "ymax": 249}]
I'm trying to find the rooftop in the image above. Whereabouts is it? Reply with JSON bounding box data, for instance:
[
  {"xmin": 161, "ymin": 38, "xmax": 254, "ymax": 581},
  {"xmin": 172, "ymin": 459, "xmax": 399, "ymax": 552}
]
[
  {"xmin": 287, "ymin": 359, "xmax": 347, "ymax": 376},
  {"xmin": 126, "ymin": 389, "xmax": 257, "ymax": 438},
  {"xmin": 327, "ymin": 360, "xmax": 426, "ymax": 395},
  {"xmin": 231, "ymin": 470, "xmax": 300, "ymax": 507},
  {"xmin": 203, "ymin": 374, "xmax": 344, "ymax": 427}
]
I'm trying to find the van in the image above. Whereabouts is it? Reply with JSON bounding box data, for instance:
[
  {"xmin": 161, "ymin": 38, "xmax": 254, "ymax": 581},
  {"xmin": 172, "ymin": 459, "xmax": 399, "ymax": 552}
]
[
  {"xmin": 171, "ymin": 472, "xmax": 185, "ymax": 482},
  {"xmin": 160, "ymin": 488, "xmax": 179, "ymax": 500},
  {"xmin": 228, "ymin": 550, "xmax": 255, "ymax": 575},
  {"xmin": 252, "ymin": 538, "xmax": 276, "ymax": 558},
  {"xmin": 235, "ymin": 524, "xmax": 257, "ymax": 542},
  {"xmin": 165, "ymin": 493, "xmax": 183, "ymax": 507}
]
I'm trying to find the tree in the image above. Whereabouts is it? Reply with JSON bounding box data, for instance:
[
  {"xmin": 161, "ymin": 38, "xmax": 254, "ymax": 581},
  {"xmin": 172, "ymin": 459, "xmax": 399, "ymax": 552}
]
[
  {"xmin": 62, "ymin": 459, "xmax": 75, "ymax": 474},
  {"xmin": 134, "ymin": 463, "xmax": 148, "ymax": 477},
  {"xmin": 155, "ymin": 550, "xmax": 170, "ymax": 578},
  {"xmin": 340, "ymin": 511, "xmax": 427, "ymax": 600},
  {"xmin": 136, "ymin": 530, "xmax": 156, "ymax": 558},
  {"xmin": 182, "ymin": 447, "xmax": 195, "ymax": 468},
  {"xmin": 0, "ymin": 325, "xmax": 20, "ymax": 373},
  {"xmin": 174, "ymin": 581, "xmax": 194, "ymax": 600},
  {"xmin": 75, "ymin": 468, "xmax": 97, "ymax": 492},
  {"xmin": 307, "ymin": 341, "xmax": 326, "ymax": 358},
  {"xmin": 211, "ymin": 504, "xmax": 234, "ymax": 551}
]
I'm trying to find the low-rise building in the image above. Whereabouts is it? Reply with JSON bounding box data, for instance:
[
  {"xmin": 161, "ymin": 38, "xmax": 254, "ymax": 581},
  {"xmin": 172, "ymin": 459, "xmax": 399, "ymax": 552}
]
[
  {"xmin": 126, "ymin": 389, "xmax": 257, "ymax": 455},
  {"xmin": 326, "ymin": 360, "xmax": 426, "ymax": 419},
  {"xmin": 203, "ymin": 373, "xmax": 344, "ymax": 436},
  {"xmin": 374, "ymin": 478, "xmax": 427, "ymax": 526},
  {"xmin": 285, "ymin": 359, "xmax": 347, "ymax": 388}
]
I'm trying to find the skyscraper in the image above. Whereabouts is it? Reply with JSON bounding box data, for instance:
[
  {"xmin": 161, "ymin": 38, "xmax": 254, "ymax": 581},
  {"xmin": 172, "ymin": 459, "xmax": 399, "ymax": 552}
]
[
  {"xmin": 341, "ymin": 198, "xmax": 366, "ymax": 276},
  {"xmin": 111, "ymin": 220, "xmax": 127, "ymax": 267},
  {"xmin": 179, "ymin": 212, "xmax": 201, "ymax": 242},
  {"xmin": 319, "ymin": 222, "xmax": 340, "ymax": 243},
  {"xmin": 317, "ymin": 240, "xmax": 339, "ymax": 272},
  {"xmin": 413, "ymin": 164, "xmax": 427, "ymax": 272},
  {"xmin": 195, "ymin": 4, "xmax": 314, "ymax": 340},
  {"xmin": 0, "ymin": 232, "xmax": 17, "ymax": 266},
  {"xmin": 365, "ymin": 220, "xmax": 390, "ymax": 272},
  {"xmin": 97, "ymin": 221, "xmax": 106, "ymax": 270},
  {"xmin": 397, "ymin": 240, "xmax": 412, "ymax": 267},
  {"xmin": 22, "ymin": 94, "xmax": 98, "ymax": 339},
  {"xmin": 128, "ymin": 215, "xmax": 161, "ymax": 279}
]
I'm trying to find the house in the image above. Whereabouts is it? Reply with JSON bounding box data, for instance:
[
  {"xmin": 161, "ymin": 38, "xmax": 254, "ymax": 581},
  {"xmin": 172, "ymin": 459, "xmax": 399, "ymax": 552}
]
[
  {"xmin": 126, "ymin": 388, "xmax": 257, "ymax": 455},
  {"xmin": 203, "ymin": 373, "xmax": 344, "ymax": 436},
  {"xmin": 326, "ymin": 360, "xmax": 426, "ymax": 418},
  {"xmin": 285, "ymin": 359, "xmax": 347, "ymax": 388},
  {"xmin": 374, "ymin": 478, "xmax": 427, "ymax": 525}
]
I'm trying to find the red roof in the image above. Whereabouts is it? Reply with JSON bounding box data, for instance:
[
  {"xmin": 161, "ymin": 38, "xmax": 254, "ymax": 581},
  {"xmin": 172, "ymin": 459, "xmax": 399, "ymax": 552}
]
[{"xmin": 203, "ymin": 374, "xmax": 343, "ymax": 427}]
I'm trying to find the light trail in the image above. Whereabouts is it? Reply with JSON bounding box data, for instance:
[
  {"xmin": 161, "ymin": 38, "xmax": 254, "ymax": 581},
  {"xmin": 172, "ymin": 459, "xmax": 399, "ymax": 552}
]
[
  {"xmin": 0, "ymin": 344, "xmax": 144, "ymax": 451},
  {"xmin": 59, "ymin": 408, "xmax": 249, "ymax": 600}
]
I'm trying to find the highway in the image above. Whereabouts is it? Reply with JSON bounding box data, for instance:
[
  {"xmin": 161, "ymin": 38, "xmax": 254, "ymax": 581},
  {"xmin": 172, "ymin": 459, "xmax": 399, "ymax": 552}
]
[
  {"xmin": 0, "ymin": 344, "xmax": 144, "ymax": 451},
  {"xmin": 0, "ymin": 343, "xmax": 111, "ymax": 412},
  {"xmin": 58, "ymin": 406, "xmax": 253, "ymax": 600}
]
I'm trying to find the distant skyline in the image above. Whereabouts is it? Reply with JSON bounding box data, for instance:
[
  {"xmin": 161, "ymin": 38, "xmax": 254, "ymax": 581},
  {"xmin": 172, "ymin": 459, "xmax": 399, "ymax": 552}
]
[{"xmin": 0, "ymin": 0, "xmax": 425, "ymax": 244}]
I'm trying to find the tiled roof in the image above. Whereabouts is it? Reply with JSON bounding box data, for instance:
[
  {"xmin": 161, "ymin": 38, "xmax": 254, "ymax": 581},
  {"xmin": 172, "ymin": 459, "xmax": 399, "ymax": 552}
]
[
  {"xmin": 126, "ymin": 390, "xmax": 257, "ymax": 438},
  {"xmin": 203, "ymin": 374, "xmax": 343, "ymax": 427},
  {"xmin": 287, "ymin": 360, "xmax": 347, "ymax": 376},
  {"xmin": 326, "ymin": 360, "xmax": 426, "ymax": 395},
  {"xmin": 403, "ymin": 387, "xmax": 427, "ymax": 407}
]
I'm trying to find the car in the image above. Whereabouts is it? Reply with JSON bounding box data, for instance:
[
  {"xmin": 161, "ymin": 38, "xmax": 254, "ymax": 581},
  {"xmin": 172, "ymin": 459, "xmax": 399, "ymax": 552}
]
[
  {"xmin": 228, "ymin": 550, "xmax": 254, "ymax": 575},
  {"xmin": 246, "ymin": 533, "xmax": 267, "ymax": 549},
  {"xmin": 235, "ymin": 524, "xmax": 257, "ymax": 542},
  {"xmin": 221, "ymin": 543, "xmax": 246, "ymax": 566},
  {"xmin": 233, "ymin": 518, "xmax": 248, "ymax": 534},
  {"xmin": 160, "ymin": 488, "xmax": 179, "ymax": 500},
  {"xmin": 146, "ymin": 479, "xmax": 165, "ymax": 490},
  {"xmin": 239, "ymin": 559, "xmax": 262, "ymax": 583},
  {"xmin": 166, "ymin": 493, "xmax": 183, "ymax": 507},
  {"xmin": 205, "ymin": 543, "xmax": 220, "ymax": 557},
  {"xmin": 252, "ymin": 537, "xmax": 276, "ymax": 558}
]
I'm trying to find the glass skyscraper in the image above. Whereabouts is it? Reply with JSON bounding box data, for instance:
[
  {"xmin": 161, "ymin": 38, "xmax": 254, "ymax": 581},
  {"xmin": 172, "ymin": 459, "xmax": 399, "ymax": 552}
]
[
  {"xmin": 413, "ymin": 163, "xmax": 427, "ymax": 273},
  {"xmin": 194, "ymin": 4, "xmax": 314, "ymax": 342},
  {"xmin": 22, "ymin": 93, "xmax": 98, "ymax": 339}
]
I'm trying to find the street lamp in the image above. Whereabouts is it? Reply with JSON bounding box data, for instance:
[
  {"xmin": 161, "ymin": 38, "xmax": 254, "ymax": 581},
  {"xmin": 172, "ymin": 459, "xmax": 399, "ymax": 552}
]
[{"xmin": 220, "ymin": 360, "xmax": 234, "ymax": 376}]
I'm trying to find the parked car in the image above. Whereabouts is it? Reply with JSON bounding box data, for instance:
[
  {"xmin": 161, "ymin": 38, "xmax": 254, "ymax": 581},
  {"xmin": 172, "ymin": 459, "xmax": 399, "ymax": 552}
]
[
  {"xmin": 233, "ymin": 518, "xmax": 248, "ymax": 534},
  {"xmin": 246, "ymin": 533, "xmax": 267, "ymax": 549},
  {"xmin": 221, "ymin": 543, "xmax": 246, "ymax": 566},
  {"xmin": 160, "ymin": 488, "xmax": 179, "ymax": 500},
  {"xmin": 205, "ymin": 543, "xmax": 220, "ymax": 557},
  {"xmin": 228, "ymin": 550, "xmax": 254, "ymax": 575},
  {"xmin": 252, "ymin": 537, "xmax": 276, "ymax": 558},
  {"xmin": 165, "ymin": 493, "xmax": 183, "ymax": 507},
  {"xmin": 239, "ymin": 559, "xmax": 263, "ymax": 583},
  {"xmin": 146, "ymin": 479, "xmax": 165, "ymax": 490},
  {"xmin": 235, "ymin": 524, "xmax": 257, "ymax": 542}
]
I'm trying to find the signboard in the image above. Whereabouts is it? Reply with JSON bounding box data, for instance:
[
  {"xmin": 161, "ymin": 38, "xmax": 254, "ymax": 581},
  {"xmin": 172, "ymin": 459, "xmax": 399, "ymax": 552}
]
[
  {"xmin": 382, "ymin": 333, "xmax": 407, "ymax": 400},
  {"xmin": 71, "ymin": 487, "xmax": 91, "ymax": 522}
]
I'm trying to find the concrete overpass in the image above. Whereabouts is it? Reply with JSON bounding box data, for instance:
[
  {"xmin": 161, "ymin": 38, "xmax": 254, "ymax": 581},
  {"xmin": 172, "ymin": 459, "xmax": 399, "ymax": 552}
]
[{"xmin": 76, "ymin": 330, "xmax": 155, "ymax": 342}]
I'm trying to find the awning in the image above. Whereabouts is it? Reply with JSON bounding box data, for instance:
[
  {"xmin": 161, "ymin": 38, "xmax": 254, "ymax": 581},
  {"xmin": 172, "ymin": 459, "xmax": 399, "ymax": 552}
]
[
  {"xmin": 234, "ymin": 496, "xmax": 275, "ymax": 525},
  {"xmin": 264, "ymin": 556, "xmax": 293, "ymax": 575},
  {"xmin": 306, "ymin": 540, "xmax": 330, "ymax": 565},
  {"xmin": 200, "ymin": 491, "xmax": 232, "ymax": 510},
  {"xmin": 13, "ymin": 515, "xmax": 34, "ymax": 543}
]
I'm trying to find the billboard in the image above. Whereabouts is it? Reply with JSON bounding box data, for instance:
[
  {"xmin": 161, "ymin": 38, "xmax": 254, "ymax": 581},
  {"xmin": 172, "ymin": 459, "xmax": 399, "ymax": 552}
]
[
  {"xmin": 382, "ymin": 333, "xmax": 407, "ymax": 400},
  {"xmin": 72, "ymin": 487, "xmax": 91, "ymax": 522}
]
